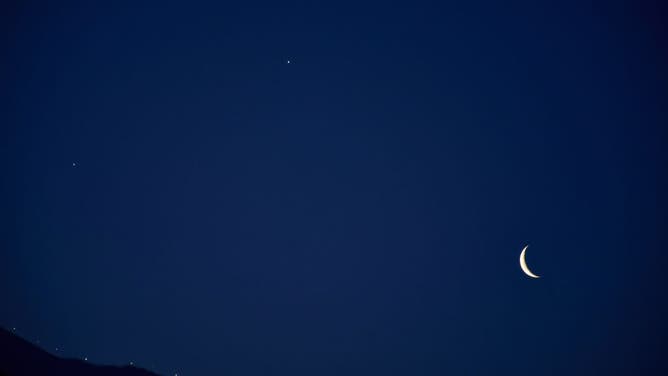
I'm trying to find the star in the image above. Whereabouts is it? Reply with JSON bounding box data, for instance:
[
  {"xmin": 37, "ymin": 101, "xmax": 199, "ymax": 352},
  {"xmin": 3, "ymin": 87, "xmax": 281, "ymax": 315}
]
[
  {"xmin": 72, "ymin": 162, "xmax": 77, "ymax": 167},
  {"xmin": 286, "ymin": 59, "xmax": 291, "ymax": 64}
]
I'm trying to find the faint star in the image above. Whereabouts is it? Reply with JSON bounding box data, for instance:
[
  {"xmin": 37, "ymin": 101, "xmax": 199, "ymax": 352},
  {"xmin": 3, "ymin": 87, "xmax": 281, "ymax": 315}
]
[
  {"xmin": 286, "ymin": 59, "xmax": 291, "ymax": 64},
  {"xmin": 72, "ymin": 162, "xmax": 77, "ymax": 167}
]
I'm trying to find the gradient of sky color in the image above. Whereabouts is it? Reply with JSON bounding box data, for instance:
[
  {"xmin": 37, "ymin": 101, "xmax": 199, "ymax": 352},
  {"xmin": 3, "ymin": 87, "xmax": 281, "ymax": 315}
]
[{"xmin": 2, "ymin": 1, "xmax": 667, "ymax": 375}]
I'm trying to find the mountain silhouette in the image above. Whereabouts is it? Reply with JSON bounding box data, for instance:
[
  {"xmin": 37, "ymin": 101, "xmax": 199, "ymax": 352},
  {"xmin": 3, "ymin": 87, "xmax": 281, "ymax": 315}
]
[{"xmin": 0, "ymin": 327, "xmax": 159, "ymax": 376}]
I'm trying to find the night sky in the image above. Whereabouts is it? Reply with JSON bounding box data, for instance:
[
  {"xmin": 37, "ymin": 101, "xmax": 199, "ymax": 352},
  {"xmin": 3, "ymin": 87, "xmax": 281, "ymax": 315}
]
[{"xmin": 2, "ymin": 1, "xmax": 668, "ymax": 375}]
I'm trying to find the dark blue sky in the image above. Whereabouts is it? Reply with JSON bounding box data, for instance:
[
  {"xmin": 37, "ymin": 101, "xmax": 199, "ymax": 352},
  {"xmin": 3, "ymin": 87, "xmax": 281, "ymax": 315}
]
[{"xmin": 2, "ymin": 1, "xmax": 667, "ymax": 375}]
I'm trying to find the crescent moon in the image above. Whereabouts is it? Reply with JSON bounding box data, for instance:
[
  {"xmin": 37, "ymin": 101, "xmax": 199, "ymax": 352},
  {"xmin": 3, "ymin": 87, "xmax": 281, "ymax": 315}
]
[{"xmin": 519, "ymin": 245, "xmax": 540, "ymax": 279}]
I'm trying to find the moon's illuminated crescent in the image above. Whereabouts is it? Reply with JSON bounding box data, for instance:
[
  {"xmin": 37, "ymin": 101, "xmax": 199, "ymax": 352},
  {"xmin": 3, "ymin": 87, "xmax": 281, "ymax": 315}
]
[{"xmin": 519, "ymin": 245, "xmax": 540, "ymax": 279}]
